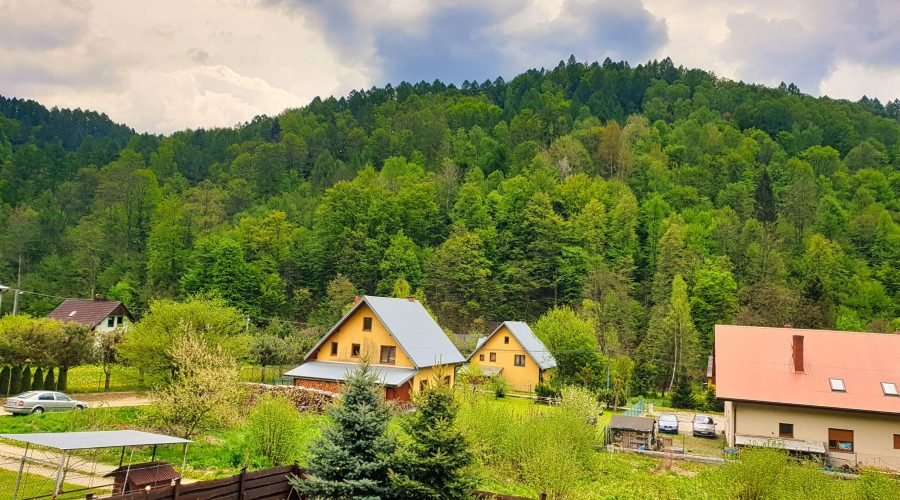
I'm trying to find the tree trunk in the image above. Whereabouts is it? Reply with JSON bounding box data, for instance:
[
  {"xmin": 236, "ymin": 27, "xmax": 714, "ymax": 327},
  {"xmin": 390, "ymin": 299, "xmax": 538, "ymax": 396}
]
[
  {"xmin": 104, "ymin": 370, "xmax": 111, "ymax": 392},
  {"xmin": 668, "ymin": 335, "xmax": 678, "ymax": 393}
]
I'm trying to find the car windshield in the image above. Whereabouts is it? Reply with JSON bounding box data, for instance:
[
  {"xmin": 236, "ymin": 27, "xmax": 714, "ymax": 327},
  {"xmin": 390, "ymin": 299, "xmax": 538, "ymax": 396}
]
[
  {"xmin": 660, "ymin": 414, "xmax": 677, "ymax": 422},
  {"xmin": 694, "ymin": 415, "xmax": 713, "ymax": 424},
  {"xmin": 12, "ymin": 392, "xmax": 37, "ymax": 399}
]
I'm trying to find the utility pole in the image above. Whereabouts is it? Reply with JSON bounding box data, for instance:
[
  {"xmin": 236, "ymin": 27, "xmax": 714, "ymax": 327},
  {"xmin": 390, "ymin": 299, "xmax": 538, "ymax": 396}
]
[{"xmin": 11, "ymin": 290, "xmax": 22, "ymax": 315}]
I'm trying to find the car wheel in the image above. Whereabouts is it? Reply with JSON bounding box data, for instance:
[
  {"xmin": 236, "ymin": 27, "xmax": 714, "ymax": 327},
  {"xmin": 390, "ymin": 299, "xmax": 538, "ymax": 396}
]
[
  {"xmin": 74, "ymin": 405, "xmax": 84, "ymax": 411},
  {"xmin": 31, "ymin": 407, "xmax": 44, "ymax": 415}
]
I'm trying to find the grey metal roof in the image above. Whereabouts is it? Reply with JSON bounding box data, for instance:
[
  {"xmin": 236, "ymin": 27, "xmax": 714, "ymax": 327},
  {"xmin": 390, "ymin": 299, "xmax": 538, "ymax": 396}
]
[
  {"xmin": 304, "ymin": 296, "xmax": 464, "ymax": 368},
  {"xmin": 0, "ymin": 430, "xmax": 190, "ymax": 450},
  {"xmin": 468, "ymin": 321, "xmax": 557, "ymax": 370},
  {"xmin": 285, "ymin": 361, "xmax": 418, "ymax": 386},
  {"xmin": 608, "ymin": 415, "xmax": 656, "ymax": 432}
]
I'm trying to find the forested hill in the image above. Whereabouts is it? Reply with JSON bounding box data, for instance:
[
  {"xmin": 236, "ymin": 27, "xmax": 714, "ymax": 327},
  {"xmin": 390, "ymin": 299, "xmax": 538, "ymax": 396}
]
[{"xmin": 1, "ymin": 57, "xmax": 898, "ymax": 353}]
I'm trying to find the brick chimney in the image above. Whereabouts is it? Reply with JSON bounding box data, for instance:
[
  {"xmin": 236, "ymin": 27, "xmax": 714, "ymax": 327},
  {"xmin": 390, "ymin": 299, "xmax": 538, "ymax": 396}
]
[
  {"xmin": 354, "ymin": 295, "xmax": 363, "ymax": 305},
  {"xmin": 94, "ymin": 293, "xmax": 102, "ymax": 301},
  {"xmin": 407, "ymin": 296, "xmax": 416, "ymax": 302},
  {"xmin": 792, "ymin": 335, "xmax": 804, "ymax": 373}
]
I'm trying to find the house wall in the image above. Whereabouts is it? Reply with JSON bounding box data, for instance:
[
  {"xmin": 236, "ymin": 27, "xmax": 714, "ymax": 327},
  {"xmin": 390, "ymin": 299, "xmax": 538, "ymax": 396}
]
[
  {"xmin": 412, "ymin": 365, "xmax": 456, "ymax": 393},
  {"xmin": 472, "ymin": 325, "xmax": 542, "ymax": 392},
  {"xmin": 309, "ymin": 303, "xmax": 414, "ymax": 368},
  {"xmin": 728, "ymin": 401, "xmax": 900, "ymax": 471},
  {"xmin": 94, "ymin": 316, "xmax": 132, "ymax": 333}
]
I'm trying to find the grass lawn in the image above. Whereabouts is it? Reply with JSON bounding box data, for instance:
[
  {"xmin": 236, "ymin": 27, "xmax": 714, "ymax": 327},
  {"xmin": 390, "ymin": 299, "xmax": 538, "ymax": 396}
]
[
  {"xmin": 0, "ymin": 406, "xmax": 324, "ymax": 480},
  {"xmin": 0, "ymin": 468, "xmax": 108, "ymax": 499},
  {"xmin": 63, "ymin": 364, "xmax": 292, "ymax": 394}
]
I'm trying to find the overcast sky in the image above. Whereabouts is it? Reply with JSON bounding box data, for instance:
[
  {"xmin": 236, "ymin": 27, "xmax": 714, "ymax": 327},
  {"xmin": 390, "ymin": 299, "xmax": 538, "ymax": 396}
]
[{"xmin": 2, "ymin": 0, "xmax": 898, "ymax": 133}]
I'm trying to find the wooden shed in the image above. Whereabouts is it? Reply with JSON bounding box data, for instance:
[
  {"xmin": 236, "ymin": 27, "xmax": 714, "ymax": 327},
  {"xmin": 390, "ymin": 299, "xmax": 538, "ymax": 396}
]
[
  {"xmin": 104, "ymin": 460, "xmax": 180, "ymax": 493},
  {"xmin": 606, "ymin": 415, "xmax": 657, "ymax": 450}
]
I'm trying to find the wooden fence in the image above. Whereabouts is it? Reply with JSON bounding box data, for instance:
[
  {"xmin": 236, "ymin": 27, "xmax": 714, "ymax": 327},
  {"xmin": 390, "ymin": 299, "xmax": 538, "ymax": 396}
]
[
  {"xmin": 91, "ymin": 465, "xmax": 302, "ymax": 500},
  {"xmin": 85, "ymin": 465, "xmax": 544, "ymax": 500}
]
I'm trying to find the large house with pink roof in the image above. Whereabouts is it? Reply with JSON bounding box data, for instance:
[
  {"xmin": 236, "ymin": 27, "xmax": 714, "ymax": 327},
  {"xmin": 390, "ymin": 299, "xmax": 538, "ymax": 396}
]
[{"xmin": 714, "ymin": 325, "xmax": 900, "ymax": 472}]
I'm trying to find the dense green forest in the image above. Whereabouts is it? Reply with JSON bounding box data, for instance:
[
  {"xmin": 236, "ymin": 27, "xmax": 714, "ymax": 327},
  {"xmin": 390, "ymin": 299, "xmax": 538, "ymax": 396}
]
[{"xmin": 1, "ymin": 57, "xmax": 898, "ymax": 389}]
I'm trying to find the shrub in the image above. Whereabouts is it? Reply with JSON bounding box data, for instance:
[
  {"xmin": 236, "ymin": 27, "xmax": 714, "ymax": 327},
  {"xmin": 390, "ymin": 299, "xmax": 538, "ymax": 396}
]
[
  {"xmin": 559, "ymin": 385, "xmax": 602, "ymax": 423},
  {"xmin": 20, "ymin": 366, "xmax": 32, "ymax": 393},
  {"xmin": 0, "ymin": 367, "xmax": 9, "ymax": 395},
  {"xmin": 489, "ymin": 375, "xmax": 509, "ymax": 398},
  {"xmin": 150, "ymin": 334, "xmax": 244, "ymax": 439},
  {"xmin": 534, "ymin": 382, "xmax": 559, "ymax": 399},
  {"xmin": 244, "ymin": 394, "xmax": 304, "ymax": 466},
  {"xmin": 704, "ymin": 385, "xmax": 724, "ymax": 412}
]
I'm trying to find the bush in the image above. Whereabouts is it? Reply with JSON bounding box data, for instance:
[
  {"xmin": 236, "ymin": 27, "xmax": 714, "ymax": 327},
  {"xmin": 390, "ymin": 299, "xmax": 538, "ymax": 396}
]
[
  {"xmin": 704, "ymin": 385, "xmax": 724, "ymax": 412},
  {"xmin": 534, "ymin": 382, "xmax": 559, "ymax": 399},
  {"xmin": 150, "ymin": 334, "xmax": 244, "ymax": 439},
  {"xmin": 0, "ymin": 367, "xmax": 9, "ymax": 395},
  {"xmin": 244, "ymin": 394, "xmax": 304, "ymax": 467},
  {"xmin": 43, "ymin": 368, "xmax": 55, "ymax": 390},
  {"xmin": 31, "ymin": 367, "xmax": 43, "ymax": 392},
  {"xmin": 559, "ymin": 386, "xmax": 602, "ymax": 424},
  {"xmin": 489, "ymin": 375, "xmax": 509, "ymax": 398}
]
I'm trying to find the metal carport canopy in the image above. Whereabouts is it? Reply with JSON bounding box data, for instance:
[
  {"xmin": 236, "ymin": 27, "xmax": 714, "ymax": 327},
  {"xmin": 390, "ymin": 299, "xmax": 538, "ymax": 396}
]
[{"xmin": 0, "ymin": 430, "xmax": 191, "ymax": 450}]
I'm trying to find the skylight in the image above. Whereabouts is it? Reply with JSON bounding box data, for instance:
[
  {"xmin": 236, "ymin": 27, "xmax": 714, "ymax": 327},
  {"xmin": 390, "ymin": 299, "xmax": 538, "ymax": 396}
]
[
  {"xmin": 829, "ymin": 378, "xmax": 846, "ymax": 392},
  {"xmin": 882, "ymin": 382, "xmax": 898, "ymax": 397},
  {"xmin": 67, "ymin": 311, "xmax": 77, "ymax": 317}
]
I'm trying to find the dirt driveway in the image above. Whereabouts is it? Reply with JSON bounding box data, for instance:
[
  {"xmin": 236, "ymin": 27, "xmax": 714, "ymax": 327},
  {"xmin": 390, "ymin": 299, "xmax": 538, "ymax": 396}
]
[{"xmin": 0, "ymin": 391, "xmax": 150, "ymax": 416}]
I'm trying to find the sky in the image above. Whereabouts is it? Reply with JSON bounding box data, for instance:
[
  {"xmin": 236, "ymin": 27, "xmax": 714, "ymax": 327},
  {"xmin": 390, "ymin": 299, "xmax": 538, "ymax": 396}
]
[{"xmin": 1, "ymin": 0, "xmax": 899, "ymax": 134}]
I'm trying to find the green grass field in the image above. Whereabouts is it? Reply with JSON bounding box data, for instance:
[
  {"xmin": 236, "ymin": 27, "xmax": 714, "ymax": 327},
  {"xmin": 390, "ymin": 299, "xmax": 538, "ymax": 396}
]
[
  {"xmin": 62, "ymin": 364, "xmax": 293, "ymax": 394},
  {"xmin": 0, "ymin": 467, "xmax": 108, "ymax": 499}
]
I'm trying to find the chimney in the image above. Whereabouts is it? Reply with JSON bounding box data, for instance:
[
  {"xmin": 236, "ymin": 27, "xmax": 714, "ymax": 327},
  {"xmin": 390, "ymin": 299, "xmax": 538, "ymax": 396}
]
[
  {"xmin": 354, "ymin": 295, "xmax": 362, "ymax": 305},
  {"xmin": 792, "ymin": 335, "xmax": 804, "ymax": 373},
  {"xmin": 783, "ymin": 323, "xmax": 793, "ymax": 328},
  {"xmin": 407, "ymin": 296, "xmax": 416, "ymax": 302},
  {"xmin": 94, "ymin": 293, "xmax": 102, "ymax": 301}
]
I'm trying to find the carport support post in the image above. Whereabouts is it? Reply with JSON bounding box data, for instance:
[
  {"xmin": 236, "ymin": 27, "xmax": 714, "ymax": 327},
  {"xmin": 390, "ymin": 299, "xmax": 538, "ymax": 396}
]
[
  {"xmin": 180, "ymin": 443, "xmax": 189, "ymax": 475},
  {"xmin": 53, "ymin": 450, "xmax": 68, "ymax": 498},
  {"xmin": 12, "ymin": 443, "xmax": 29, "ymax": 500}
]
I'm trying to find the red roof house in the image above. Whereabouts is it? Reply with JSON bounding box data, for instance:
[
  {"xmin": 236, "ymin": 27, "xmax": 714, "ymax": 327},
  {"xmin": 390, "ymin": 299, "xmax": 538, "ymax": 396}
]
[
  {"xmin": 47, "ymin": 297, "xmax": 134, "ymax": 331},
  {"xmin": 714, "ymin": 325, "xmax": 900, "ymax": 471}
]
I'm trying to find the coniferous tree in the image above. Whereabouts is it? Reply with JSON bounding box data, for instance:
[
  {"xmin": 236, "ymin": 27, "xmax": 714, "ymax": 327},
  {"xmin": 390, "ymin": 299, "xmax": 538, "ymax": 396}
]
[
  {"xmin": 670, "ymin": 369, "xmax": 695, "ymax": 409},
  {"xmin": 0, "ymin": 367, "xmax": 9, "ymax": 396},
  {"xmin": 20, "ymin": 366, "xmax": 31, "ymax": 393},
  {"xmin": 291, "ymin": 362, "xmax": 395, "ymax": 499},
  {"xmin": 9, "ymin": 366, "xmax": 21, "ymax": 395},
  {"xmin": 389, "ymin": 378, "xmax": 476, "ymax": 499},
  {"xmin": 754, "ymin": 169, "xmax": 776, "ymax": 223},
  {"xmin": 43, "ymin": 368, "xmax": 56, "ymax": 390}
]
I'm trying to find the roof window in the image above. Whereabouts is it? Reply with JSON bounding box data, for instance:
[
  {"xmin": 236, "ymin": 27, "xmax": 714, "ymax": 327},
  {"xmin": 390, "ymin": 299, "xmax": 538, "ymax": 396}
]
[
  {"xmin": 67, "ymin": 311, "xmax": 77, "ymax": 317},
  {"xmin": 829, "ymin": 378, "xmax": 846, "ymax": 392},
  {"xmin": 881, "ymin": 382, "xmax": 898, "ymax": 397}
]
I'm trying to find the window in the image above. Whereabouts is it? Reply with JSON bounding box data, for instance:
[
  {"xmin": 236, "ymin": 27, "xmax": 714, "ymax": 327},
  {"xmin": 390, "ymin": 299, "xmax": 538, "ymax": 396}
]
[
  {"xmin": 514, "ymin": 355, "xmax": 525, "ymax": 367},
  {"xmin": 894, "ymin": 434, "xmax": 900, "ymax": 450},
  {"xmin": 779, "ymin": 423, "xmax": 793, "ymax": 438},
  {"xmin": 489, "ymin": 352, "xmax": 496, "ymax": 362},
  {"xmin": 479, "ymin": 354, "xmax": 484, "ymax": 362},
  {"xmin": 828, "ymin": 428, "xmax": 854, "ymax": 453},
  {"xmin": 444, "ymin": 376, "xmax": 451, "ymax": 385},
  {"xmin": 55, "ymin": 393, "xmax": 69, "ymax": 401},
  {"xmin": 829, "ymin": 378, "xmax": 846, "ymax": 392},
  {"xmin": 362, "ymin": 317, "xmax": 373, "ymax": 332},
  {"xmin": 330, "ymin": 342, "xmax": 338, "ymax": 356},
  {"xmin": 351, "ymin": 344, "xmax": 361, "ymax": 357},
  {"xmin": 881, "ymin": 382, "xmax": 898, "ymax": 396},
  {"xmin": 38, "ymin": 393, "xmax": 54, "ymax": 401},
  {"xmin": 117, "ymin": 316, "xmax": 124, "ymax": 326},
  {"xmin": 380, "ymin": 346, "xmax": 396, "ymax": 364},
  {"xmin": 504, "ymin": 336, "xmax": 510, "ymax": 344},
  {"xmin": 107, "ymin": 317, "xmax": 115, "ymax": 328}
]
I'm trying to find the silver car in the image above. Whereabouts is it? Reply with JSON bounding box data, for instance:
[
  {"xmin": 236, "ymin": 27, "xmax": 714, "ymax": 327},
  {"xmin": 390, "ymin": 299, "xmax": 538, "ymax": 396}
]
[
  {"xmin": 658, "ymin": 413, "xmax": 679, "ymax": 434},
  {"xmin": 692, "ymin": 414, "xmax": 716, "ymax": 437},
  {"xmin": 3, "ymin": 391, "xmax": 87, "ymax": 415}
]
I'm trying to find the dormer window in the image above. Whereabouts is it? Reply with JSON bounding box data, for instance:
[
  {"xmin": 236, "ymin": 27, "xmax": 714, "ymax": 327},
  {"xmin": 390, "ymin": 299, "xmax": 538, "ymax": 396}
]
[
  {"xmin": 882, "ymin": 382, "xmax": 898, "ymax": 397},
  {"xmin": 829, "ymin": 378, "xmax": 846, "ymax": 392}
]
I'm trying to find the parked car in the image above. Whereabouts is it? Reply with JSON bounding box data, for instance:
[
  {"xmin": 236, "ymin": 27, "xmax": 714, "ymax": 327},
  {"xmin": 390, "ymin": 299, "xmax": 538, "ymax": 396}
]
[
  {"xmin": 3, "ymin": 391, "xmax": 86, "ymax": 415},
  {"xmin": 692, "ymin": 414, "xmax": 716, "ymax": 437},
  {"xmin": 658, "ymin": 413, "xmax": 679, "ymax": 434}
]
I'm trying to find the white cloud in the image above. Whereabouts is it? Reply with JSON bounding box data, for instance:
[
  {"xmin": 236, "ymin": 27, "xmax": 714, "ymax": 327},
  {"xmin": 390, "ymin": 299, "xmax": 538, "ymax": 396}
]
[
  {"xmin": 0, "ymin": 0, "xmax": 370, "ymax": 133},
  {"xmin": 1, "ymin": 0, "xmax": 898, "ymax": 133}
]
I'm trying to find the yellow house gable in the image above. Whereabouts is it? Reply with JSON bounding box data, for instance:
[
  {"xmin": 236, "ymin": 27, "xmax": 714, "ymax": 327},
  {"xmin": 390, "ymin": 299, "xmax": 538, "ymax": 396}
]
[
  {"xmin": 472, "ymin": 324, "xmax": 544, "ymax": 391},
  {"xmin": 309, "ymin": 303, "xmax": 415, "ymax": 368}
]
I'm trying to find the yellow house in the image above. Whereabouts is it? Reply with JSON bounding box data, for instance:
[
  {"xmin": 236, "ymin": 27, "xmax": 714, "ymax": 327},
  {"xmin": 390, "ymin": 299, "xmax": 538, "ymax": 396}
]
[
  {"xmin": 285, "ymin": 295, "xmax": 464, "ymax": 402},
  {"xmin": 466, "ymin": 321, "xmax": 557, "ymax": 393}
]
